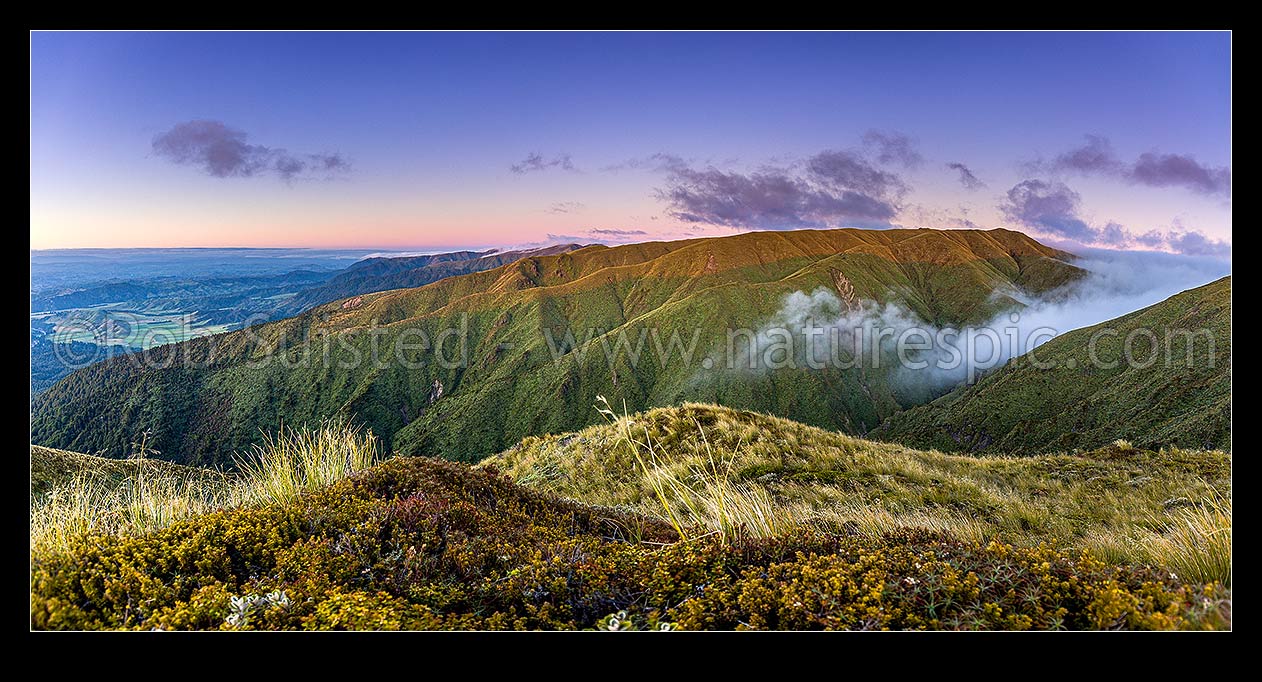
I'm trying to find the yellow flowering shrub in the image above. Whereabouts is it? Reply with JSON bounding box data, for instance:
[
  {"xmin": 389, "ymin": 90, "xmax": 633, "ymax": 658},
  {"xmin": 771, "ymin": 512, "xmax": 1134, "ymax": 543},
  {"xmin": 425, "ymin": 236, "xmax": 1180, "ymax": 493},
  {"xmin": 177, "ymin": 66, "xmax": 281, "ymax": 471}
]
[{"xmin": 31, "ymin": 457, "xmax": 1227, "ymax": 630}]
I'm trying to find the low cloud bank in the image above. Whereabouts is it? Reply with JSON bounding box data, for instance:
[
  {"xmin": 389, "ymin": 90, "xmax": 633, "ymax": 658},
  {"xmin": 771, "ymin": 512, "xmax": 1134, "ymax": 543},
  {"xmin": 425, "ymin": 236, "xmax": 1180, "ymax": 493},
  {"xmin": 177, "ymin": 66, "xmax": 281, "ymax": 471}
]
[{"xmin": 740, "ymin": 250, "xmax": 1230, "ymax": 396}]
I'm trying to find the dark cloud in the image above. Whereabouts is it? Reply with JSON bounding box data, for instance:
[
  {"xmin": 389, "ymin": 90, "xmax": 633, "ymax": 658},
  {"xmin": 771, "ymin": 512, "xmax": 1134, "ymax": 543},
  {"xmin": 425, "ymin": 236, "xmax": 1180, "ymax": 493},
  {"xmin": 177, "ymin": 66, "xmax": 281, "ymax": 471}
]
[
  {"xmin": 1133, "ymin": 230, "xmax": 1167, "ymax": 249},
  {"xmin": 274, "ymin": 153, "xmax": 349, "ymax": 182},
  {"xmin": 807, "ymin": 150, "xmax": 908, "ymax": 198},
  {"xmin": 1098, "ymin": 222, "xmax": 1130, "ymax": 247},
  {"xmin": 1047, "ymin": 134, "xmax": 1125, "ymax": 175},
  {"xmin": 1164, "ymin": 230, "xmax": 1232, "ymax": 257},
  {"xmin": 862, "ymin": 130, "xmax": 923, "ymax": 169},
  {"xmin": 1001, "ymin": 178, "xmax": 1229, "ymax": 257},
  {"xmin": 659, "ymin": 169, "xmax": 825, "ymax": 229},
  {"xmin": 1131, "ymin": 152, "xmax": 1231, "ymax": 196},
  {"xmin": 1000, "ymin": 180, "xmax": 1097, "ymax": 242},
  {"xmin": 153, "ymin": 121, "xmax": 263, "ymax": 177},
  {"xmin": 636, "ymin": 136, "xmax": 912, "ymax": 231},
  {"xmin": 510, "ymin": 152, "xmax": 576, "ymax": 174},
  {"xmin": 152, "ymin": 120, "xmax": 350, "ymax": 182},
  {"xmin": 657, "ymin": 153, "xmax": 903, "ymax": 231},
  {"xmin": 1037, "ymin": 135, "xmax": 1230, "ymax": 197},
  {"xmin": 315, "ymin": 154, "xmax": 351, "ymax": 173},
  {"xmin": 547, "ymin": 201, "xmax": 585, "ymax": 214},
  {"xmin": 946, "ymin": 162, "xmax": 985, "ymax": 190}
]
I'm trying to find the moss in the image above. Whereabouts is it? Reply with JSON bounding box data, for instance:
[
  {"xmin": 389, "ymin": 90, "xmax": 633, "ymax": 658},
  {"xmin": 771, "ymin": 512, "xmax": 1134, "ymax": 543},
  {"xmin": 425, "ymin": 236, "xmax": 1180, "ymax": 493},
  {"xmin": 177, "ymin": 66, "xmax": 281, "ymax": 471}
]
[{"xmin": 31, "ymin": 457, "xmax": 1227, "ymax": 631}]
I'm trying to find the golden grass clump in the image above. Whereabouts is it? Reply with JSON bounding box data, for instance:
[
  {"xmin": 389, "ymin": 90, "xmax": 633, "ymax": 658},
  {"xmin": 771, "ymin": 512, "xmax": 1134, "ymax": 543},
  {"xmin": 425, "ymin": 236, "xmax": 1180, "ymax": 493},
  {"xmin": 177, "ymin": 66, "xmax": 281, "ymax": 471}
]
[
  {"xmin": 31, "ymin": 421, "xmax": 380, "ymax": 556},
  {"xmin": 233, "ymin": 422, "xmax": 381, "ymax": 506}
]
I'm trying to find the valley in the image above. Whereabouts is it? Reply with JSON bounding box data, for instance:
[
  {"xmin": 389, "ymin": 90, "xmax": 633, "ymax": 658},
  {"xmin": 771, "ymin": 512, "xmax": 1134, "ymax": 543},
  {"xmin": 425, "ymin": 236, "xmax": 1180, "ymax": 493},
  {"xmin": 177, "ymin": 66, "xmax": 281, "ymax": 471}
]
[
  {"xmin": 28, "ymin": 29, "xmax": 1232, "ymax": 633},
  {"xmin": 29, "ymin": 245, "xmax": 578, "ymax": 393},
  {"xmin": 27, "ymin": 228, "xmax": 1233, "ymax": 632},
  {"xmin": 32, "ymin": 228, "xmax": 1092, "ymax": 466}
]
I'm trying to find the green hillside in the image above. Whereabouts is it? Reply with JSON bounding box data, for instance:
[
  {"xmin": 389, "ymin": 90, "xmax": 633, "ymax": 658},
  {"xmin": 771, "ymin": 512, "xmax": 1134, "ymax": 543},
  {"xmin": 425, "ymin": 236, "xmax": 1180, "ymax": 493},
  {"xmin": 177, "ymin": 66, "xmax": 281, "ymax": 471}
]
[
  {"xmin": 31, "ymin": 227, "xmax": 1083, "ymax": 467},
  {"xmin": 874, "ymin": 277, "xmax": 1231, "ymax": 454}
]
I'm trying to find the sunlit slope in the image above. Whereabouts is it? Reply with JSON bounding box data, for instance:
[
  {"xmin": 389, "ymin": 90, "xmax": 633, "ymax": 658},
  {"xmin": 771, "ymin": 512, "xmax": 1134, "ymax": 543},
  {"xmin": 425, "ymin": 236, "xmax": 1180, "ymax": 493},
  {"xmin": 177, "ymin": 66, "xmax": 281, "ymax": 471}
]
[
  {"xmin": 31, "ymin": 228, "xmax": 1083, "ymax": 466},
  {"xmin": 274, "ymin": 244, "xmax": 584, "ymax": 317},
  {"xmin": 484, "ymin": 402, "xmax": 1229, "ymax": 551},
  {"xmin": 874, "ymin": 277, "xmax": 1231, "ymax": 453}
]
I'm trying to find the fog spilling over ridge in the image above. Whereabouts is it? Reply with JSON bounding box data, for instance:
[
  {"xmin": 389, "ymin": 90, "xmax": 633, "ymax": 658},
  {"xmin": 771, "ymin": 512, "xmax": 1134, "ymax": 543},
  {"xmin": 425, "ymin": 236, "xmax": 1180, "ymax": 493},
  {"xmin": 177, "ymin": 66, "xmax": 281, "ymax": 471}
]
[{"xmin": 744, "ymin": 248, "xmax": 1231, "ymax": 396}]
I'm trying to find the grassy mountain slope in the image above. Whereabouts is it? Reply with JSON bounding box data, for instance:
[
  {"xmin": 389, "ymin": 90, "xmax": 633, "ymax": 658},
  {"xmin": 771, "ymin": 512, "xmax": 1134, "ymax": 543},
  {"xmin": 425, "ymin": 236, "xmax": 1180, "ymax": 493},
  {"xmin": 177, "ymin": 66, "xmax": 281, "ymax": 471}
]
[
  {"xmin": 32, "ymin": 228, "xmax": 1083, "ymax": 467},
  {"xmin": 873, "ymin": 277, "xmax": 1231, "ymax": 453},
  {"xmin": 31, "ymin": 445, "xmax": 207, "ymax": 497},
  {"xmin": 274, "ymin": 244, "xmax": 584, "ymax": 317},
  {"xmin": 485, "ymin": 403, "xmax": 1229, "ymax": 560},
  {"xmin": 31, "ymin": 449, "xmax": 1226, "ymax": 630}
]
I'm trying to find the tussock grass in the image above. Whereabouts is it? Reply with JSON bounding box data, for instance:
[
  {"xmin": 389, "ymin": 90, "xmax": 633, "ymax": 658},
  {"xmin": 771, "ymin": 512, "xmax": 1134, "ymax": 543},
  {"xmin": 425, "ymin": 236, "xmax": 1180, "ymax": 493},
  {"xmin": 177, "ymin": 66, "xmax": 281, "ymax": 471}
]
[
  {"xmin": 35, "ymin": 455, "xmax": 1226, "ymax": 631},
  {"xmin": 488, "ymin": 402, "xmax": 1231, "ymax": 577},
  {"xmin": 585, "ymin": 398, "xmax": 1007, "ymax": 544},
  {"xmin": 1146, "ymin": 492, "xmax": 1232, "ymax": 586},
  {"xmin": 814, "ymin": 503, "xmax": 990, "ymax": 544},
  {"xmin": 31, "ymin": 422, "xmax": 380, "ymax": 556},
  {"xmin": 233, "ymin": 423, "xmax": 381, "ymax": 506},
  {"xmin": 1079, "ymin": 491, "xmax": 1232, "ymax": 587},
  {"xmin": 31, "ymin": 470, "xmax": 232, "ymax": 555},
  {"xmin": 595, "ymin": 395, "xmax": 805, "ymax": 541}
]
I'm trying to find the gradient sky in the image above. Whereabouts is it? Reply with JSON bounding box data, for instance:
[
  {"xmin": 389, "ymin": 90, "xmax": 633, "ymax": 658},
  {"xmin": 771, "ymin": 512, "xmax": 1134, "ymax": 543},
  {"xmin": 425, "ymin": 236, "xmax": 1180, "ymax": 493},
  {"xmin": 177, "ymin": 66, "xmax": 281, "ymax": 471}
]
[{"xmin": 30, "ymin": 31, "xmax": 1231, "ymax": 255}]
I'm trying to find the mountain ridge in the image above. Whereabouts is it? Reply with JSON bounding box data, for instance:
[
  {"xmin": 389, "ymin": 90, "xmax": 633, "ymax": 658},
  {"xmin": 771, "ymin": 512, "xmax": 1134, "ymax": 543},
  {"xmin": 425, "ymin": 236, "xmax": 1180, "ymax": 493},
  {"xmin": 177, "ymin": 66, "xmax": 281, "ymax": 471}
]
[
  {"xmin": 274, "ymin": 243, "xmax": 586, "ymax": 317},
  {"xmin": 874, "ymin": 276, "xmax": 1231, "ymax": 453},
  {"xmin": 32, "ymin": 227, "xmax": 1084, "ymax": 466}
]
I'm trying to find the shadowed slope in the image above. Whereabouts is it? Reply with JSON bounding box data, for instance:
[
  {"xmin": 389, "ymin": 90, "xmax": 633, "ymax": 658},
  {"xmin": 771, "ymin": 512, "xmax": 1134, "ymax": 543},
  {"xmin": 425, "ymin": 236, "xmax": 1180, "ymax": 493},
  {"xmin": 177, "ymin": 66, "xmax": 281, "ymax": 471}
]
[{"xmin": 874, "ymin": 277, "xmax": 1231, "ymax": 453}]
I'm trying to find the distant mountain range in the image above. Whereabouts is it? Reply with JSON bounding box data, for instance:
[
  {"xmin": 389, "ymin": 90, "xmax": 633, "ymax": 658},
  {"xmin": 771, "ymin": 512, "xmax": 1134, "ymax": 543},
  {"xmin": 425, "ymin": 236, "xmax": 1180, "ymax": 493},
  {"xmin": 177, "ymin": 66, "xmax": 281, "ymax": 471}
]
[
  {"xmin": 29, "ymin": 244, "xmax": 584, "ymax": 394},
  {"xmin": 270, "ymin": 244, "xmax": 584, "ymax": 318},
  {"xmin": 33, "ymin": 227, "xmax": 1094, "ymax": 466}
]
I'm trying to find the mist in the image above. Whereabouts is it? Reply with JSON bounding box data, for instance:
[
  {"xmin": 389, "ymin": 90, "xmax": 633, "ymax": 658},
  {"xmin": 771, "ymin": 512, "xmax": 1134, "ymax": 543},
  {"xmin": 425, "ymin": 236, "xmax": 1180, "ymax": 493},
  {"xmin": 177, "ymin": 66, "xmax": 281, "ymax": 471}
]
[{"xmin": 744, "ymin": 248, "xmax": 1230, "ymax": 397}]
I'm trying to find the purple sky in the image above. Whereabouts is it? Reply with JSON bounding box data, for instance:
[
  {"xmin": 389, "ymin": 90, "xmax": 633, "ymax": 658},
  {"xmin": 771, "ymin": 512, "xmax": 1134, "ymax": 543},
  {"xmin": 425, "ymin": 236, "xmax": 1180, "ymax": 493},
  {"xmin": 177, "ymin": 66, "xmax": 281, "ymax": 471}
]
[{"xmin": 30, "ymin": 31, "xmax": 1230, "ymax": 258}]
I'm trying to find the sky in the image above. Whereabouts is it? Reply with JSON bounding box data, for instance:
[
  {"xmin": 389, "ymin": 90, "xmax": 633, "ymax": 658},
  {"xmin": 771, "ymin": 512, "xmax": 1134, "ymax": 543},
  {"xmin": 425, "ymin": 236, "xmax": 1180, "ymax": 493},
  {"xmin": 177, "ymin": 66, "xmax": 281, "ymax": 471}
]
[{"xmin": 30, "ymin": 31, "xmax": 1231, "ymax": 256}]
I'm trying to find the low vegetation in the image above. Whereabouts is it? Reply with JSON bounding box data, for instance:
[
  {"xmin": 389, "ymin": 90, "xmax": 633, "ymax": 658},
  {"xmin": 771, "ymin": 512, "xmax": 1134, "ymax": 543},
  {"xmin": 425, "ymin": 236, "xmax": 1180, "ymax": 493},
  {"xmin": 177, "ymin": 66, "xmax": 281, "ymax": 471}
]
[
  {"xmin": 487, "ymin": 402, "xmax": 1231, "ymax": 585},
  {"xmin": 232, "ymin": 423, "xmax": 381, "ymax": 506},
  {"xmin": 1146, "ymin": 492, "xmax": 1232, "ymax": 587},
  {"xmin": 30, "ymin": 422, "xmax": 380, "ymax": 556},
  {"xmin": 31, "ymin": 412, "xmax": 1230, "ymax": 630},
  {"xmin": 32, "ymin": 452, "xmax": 1228, "ymax": 630}
]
